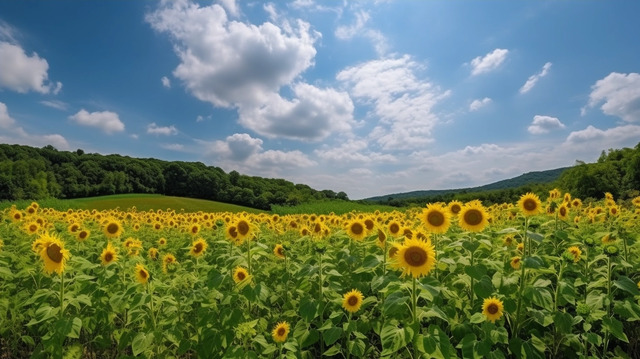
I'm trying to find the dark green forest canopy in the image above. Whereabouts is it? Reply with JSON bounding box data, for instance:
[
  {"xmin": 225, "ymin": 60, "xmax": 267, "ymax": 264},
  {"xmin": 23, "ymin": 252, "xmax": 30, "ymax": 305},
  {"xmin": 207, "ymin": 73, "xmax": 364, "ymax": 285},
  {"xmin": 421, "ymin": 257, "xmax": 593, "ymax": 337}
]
[{"xmin": 0, "ymin": 144, "xmax": 348, "ymax": 209}]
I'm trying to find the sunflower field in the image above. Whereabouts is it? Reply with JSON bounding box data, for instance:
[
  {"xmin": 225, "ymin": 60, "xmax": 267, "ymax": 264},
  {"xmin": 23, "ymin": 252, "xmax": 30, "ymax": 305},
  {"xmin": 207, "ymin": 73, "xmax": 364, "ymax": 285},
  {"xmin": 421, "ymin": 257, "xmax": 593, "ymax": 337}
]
[{"xmin": 1, "ymin": 191, "xmax": 640, "ymax": 358}]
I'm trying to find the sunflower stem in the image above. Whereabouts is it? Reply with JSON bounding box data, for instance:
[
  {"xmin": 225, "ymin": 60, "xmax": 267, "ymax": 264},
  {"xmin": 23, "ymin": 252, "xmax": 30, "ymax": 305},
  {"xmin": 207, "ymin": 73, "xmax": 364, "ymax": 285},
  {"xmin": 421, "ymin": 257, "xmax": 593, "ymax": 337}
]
[
  {"xmin": 513, "ymin": 217, "xmax": 529, "ymax": 337},
  {"xmin": 148, "ymin": 282, "xmax": 156, "ymax": 330},
  {"xmin": 469, "ymin": 249, "xmax": 475, "ymax": 309},
  {"xmin": 345, "ymin": 312, "xmax": 352, "ymax": 359},
  {"xmin": 412, "ymin": 276, "xmax": 418, "ymax": 359},
  {"xmin": 59, "ymin": 272, "xmax": 65, "ymax": 319},
  {"xmin": 284, "ymin": 254, "xmax": 289, "ymax": 310},
  {"xmin": 318, "ymin": 249, "xmax": 325, "ymax": 355}
]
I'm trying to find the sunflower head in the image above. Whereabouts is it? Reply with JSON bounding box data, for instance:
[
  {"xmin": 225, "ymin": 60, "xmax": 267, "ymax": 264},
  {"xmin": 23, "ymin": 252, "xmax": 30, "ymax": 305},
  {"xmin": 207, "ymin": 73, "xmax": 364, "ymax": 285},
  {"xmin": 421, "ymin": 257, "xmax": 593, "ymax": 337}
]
[
  {"xmin": 458, "ymin": 203, "xmax": 489, "ymax": 232},
  {"xmin": 518, "ymin": 193, "xmax": 542, "ymax": 217},
  {"xmin": 396, "ymin": 237, "xmax": 436, "ymax": 278},
  {"xmin": 557, "ymin": 204, "xmax": 570, "ymax": 220},
  {"xmin": 103, "ymin": 218, "xmax": 123, "ymax": 239},
  {"xmin": 233, "ymin": 266, "xmax": 250, "ymax": 284},
  {"xmin": 190, "ymin": 238, "xmax": 208, "ymax": 257},
  {"xmin": 482, "ymin": 297, "xmax": 504, "ymax": 323},
  {"xmin": 100, "ymin": 242, "xmax": 118, "ymax": 266},
  {"xmin": 134, "ymin": 263, "xmax": 150, "ymax": 285},
  {"xmin": 566, "ymin": 246, "xmax": 582, "ymax": 263},
  {"xmin": 421, "ymin": 204, "xmax": 451, "ymax": 234},
  {"xmin": 76, "ymin": 229, "xmax": 90, "ymax": 242},
  {"xmin": 448, "ymin": 201, "xmax": 463, "ymax": 216},
  {"xmin": 274, "ymin": 244, "xmax": 285, "ymax": 259},
  {"xmin": 271, "ymin": 321, "xmax": 290, "ymax": 343},
  {"xmin": 235, "ymin": 218, "xmax": 253, "ymax": 240},
  {"xmin": 388, "ymin": 221, "xmax": 401, "ymax": 237},
  {"xmin": 345, "ymin": 219, "xmax": 367, "ymax": 241},
  {"xmin": 510, "ymin": 256, "xmax": 521, "ymax": 270},
  {"xmin": 376, "ymin": 228, "xmax": 387, "ymax": 249},
  {"xmin": 342, "ymin": 289, "xmax": 364, "ymax": 313},
  {"xmin": 33, "ymin": 232, "xmax": 70, "ymax": 275}
]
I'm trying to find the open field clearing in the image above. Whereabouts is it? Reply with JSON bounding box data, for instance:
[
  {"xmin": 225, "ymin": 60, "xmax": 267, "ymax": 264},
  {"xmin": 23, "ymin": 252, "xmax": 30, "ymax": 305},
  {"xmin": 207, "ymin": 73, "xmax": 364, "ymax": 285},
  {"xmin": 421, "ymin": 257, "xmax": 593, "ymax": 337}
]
[{"xmin": 1, "ymin": 191, "xmax": 639, "ymax": 358}]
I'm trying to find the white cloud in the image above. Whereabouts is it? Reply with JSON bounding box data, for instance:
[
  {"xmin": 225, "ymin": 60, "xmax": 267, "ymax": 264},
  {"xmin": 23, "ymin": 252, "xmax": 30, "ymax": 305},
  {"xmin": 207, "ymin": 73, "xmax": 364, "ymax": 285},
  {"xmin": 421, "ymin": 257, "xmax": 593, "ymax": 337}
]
[
  {"xmin": 469, "ymin": 97, "xmax": 492, "ymax": 111},
  {"xmin": 238, "ymin": 83, "xmax": 354, "ymax": 141},
  {"xmin": 147, "ymin": 122, "xmax": 178, "ymax": 136},
  {"xmin": 470, "ymin": 48, "xmax": 509, "ymax": 76},
  {"xmin": 520, "ymin": 62, "xmax": 552, "ymax": 94},
  {"xmin": 40, "ymin": 100, "xmax": 68, "ymax": 111},
  {"xmin": 337, "ymin": 55, "xmax": 450, "ymax": 150},
  {"xmin": 218, "ymin": 0, "xmax": 239, "ymax": 17},
  {"xmin": 0, "ymin": 101, "xmax": 69, "ymax": 150},
  {"xmin": 584, "ymin": 72, "xmax": 640, "ymax": 123},
  {"xmin": 314, "ymin": 139, "xmax": 396, "ymax": 163},
  {"xmin": 212, "ymin": 133, "xmax": 263, "ymax": 161},
  {"xmin": 528, "ymin": 115, "xmax": 565, "ymax": 134},
  {"xmin": 565, "ymin": 124, "xmax": 640, "ymax": 145},
  {"xmin": 0, "ymin": 21, "xmax": 17, "ymax": 43},
  {"xmin": 335, "ymin": 10, "xmax": 387, "ymax": 56},
  {"xmin": 69, "ymin": 109, "xmax": 125, "ymax": 134},
  {"xmin": 0, "ymin": 41, "xmax": 62, "ymax": 94},
  {"xmin": 162, "ymin": 143, "xmax": 185, "ymax": 151},
  {"xmin": 161, "ymin": 76, "xmax": 171, "ymax": 88}
]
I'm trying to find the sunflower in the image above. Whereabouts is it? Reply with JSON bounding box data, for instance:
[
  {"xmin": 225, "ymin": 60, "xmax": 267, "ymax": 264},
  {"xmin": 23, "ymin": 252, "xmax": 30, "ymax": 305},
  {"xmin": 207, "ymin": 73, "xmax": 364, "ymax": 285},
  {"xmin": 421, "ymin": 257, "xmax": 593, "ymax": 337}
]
[
  {"xmin": 447, "ymin": 200, "xmax": 463, "ymax": 216},
  {"xmin": 510, "ymin": 256, "xmax": 521, "ymax": 270},
  {"xmin": 548, "ymin": 188, "xmax": 561, "ymax": 200},
  {"xmin": 188, "ymin": 223, "xmax": 200, "ymax": 236},
  {"xmin": 518, "ymin": 193, "xmax": 542, "ymax": 217},
  {"xmin": 342, "ymin": 289, "xmax": 364, "ymax": 313},
  {"xmin": 100, "ymin": 242, "xmax": 118, "ymax": 266},
  {"xmin": 271, "ymin": 321, "xmax": 290, "ymax": 343},
  {"xmin": 376, "ymin": 228, "xmax": 387, "ymax": 249},
  {"xmin": 388, "ymin": 221, "xmax": 402, "ymax": 237},
  {"xmin": 632, "ymin": 196, "xmax": 640, "ymax": 207},
  {"xmin": 226, "ymin": 225, "xmax": 239, "ymax": 243},
  {"xmin": 482, "ymin": 297, "xmax": 504, "ymax": 323},
  {"xmin": 557, "ymin": 204, "xmax": 569, "ymax": 220},
  {"xmin": 162, "ymin": 253, "xmax": 177, "ymax": 273},
  {"xmin": 609, "ymin": 205, "xmax": 620, "ymax": 217},
  {"xmin": 572, "ymin": 198, "xmax": 583, "ymax": 208},
  {"xmin": 148, "ymin": 247, "xmax": 159, "ymax": 260},
  {"xmin": 76, "ymin": 229, "xmax": 90, "ymax": 242},
  {"xmin": 67, "ymin": 223, "xmax": 80, "ymax": 234},
  {"xmin": 421, "ymin": 204, "xmax": 451, "ymax": 234},
  {"xmin": 190, "ymin": 238, "xmax": 208, "ymax": 257},
  {"xmin": 274, "ymin": 244, "xmax": 285, "ymax": 259},
  {"xmin": 235, "ymin": 218, "xmax": 253, "ymax": 241},
  {"xmin": 566, "ymin": 246, "xmax": 582, "ymax": 263},
  {"xmin": 158, "ymin": 237, "xmax": 167, "ymax": 246},
  {"xmin": 24, "ymin": 221, "xmax": 40, "ymax": 235},
  {"xmin": 345, "ymin": 219, "xmax": 367, "ymax": 241},
  {"xmin": 33, "ymin": 232, "xmax": 70, "ymax": 275},
  {"xmin": 9, "ymin": 208, "xmax": 24, "ymax": 222},
  {"xmin": 458, "ymin": 203, "xmax": 489, "ymax": 232},
  {"xmin": 103, "ymin": 218, "xmax": 123, "ymax": 239},
  {"xmin": 233, "ymin": 266, "xmax": 250, "ymax": 283},
  {"xmin": 396, "ymin": 237, "xmax": 436, "ymax": 278},
  {"xmin": 134, "ymin": 264, "xmax": 150, "ymax": 285}
]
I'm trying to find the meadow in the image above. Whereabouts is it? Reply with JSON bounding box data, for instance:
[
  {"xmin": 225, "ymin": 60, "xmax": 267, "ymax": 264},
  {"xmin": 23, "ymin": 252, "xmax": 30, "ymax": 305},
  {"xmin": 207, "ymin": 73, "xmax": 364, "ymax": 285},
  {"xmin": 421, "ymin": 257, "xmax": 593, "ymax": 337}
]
[{"xmin": 0, "ymin": 191, "xmax": 639, "ymax": 358}]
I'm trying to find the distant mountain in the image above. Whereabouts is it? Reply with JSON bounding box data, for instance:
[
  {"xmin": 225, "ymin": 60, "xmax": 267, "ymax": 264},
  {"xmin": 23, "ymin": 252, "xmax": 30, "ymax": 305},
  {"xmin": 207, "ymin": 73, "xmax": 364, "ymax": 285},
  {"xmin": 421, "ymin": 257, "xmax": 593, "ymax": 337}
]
[{"xmin": 364, "ymin": 167, "xmax": 569, "ymax": 202}]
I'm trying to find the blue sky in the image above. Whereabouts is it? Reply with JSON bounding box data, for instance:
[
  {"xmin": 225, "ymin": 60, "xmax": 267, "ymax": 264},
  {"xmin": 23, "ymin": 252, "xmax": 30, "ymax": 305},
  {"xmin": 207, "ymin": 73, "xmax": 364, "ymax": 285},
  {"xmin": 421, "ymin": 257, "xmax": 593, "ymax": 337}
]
[{"xmin": 1, "ymin": 1, "xmax": 639, "ymax": 199}]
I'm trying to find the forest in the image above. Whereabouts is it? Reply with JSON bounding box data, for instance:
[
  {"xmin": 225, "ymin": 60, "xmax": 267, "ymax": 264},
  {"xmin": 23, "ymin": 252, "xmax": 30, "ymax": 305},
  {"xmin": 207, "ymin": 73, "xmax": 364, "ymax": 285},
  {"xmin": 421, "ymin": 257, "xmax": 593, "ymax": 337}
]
[{"xmin": 0, "ymin": 144, "xmax": 347, "ymax": 210}]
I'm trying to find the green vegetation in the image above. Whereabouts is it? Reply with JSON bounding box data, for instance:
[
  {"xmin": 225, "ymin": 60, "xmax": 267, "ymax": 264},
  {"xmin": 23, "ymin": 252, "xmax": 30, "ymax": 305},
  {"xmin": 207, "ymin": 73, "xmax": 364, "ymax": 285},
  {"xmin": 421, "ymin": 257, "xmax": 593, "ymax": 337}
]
[
  {"xmin": 0, "ymin": 144, "xmax": 347, "ymax": 210},
  {"xmin": 272, "ymin": 199, "xmax": 401, "ymax": 215}
]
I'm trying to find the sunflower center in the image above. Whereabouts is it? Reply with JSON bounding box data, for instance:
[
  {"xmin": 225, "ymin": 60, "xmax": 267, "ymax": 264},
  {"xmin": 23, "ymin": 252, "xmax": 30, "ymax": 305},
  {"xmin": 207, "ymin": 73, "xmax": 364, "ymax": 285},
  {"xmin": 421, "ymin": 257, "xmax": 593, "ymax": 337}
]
[
  {"xmin": 194, "ymin": 243, "xmax": 203, "ymax": 253},
  {"xmin": 389, "ymin": 246, "xmax": 399, "ymax": 258},
  {"xmin": 139, "ymin": 270, "xmax": 148, "ymax": 279},
  {"xmin": 389, "ymin": 223, "xmax": 400, "ymax": 234},
  {"xmin": 104, "ymin": 252, "xmax": 113, "ymax": 262},
  {"xmin": 47, "ymin": 243, "xmax": 63, "ymax": 263},
  {"xmin": 451, "ymin": 204, "xmax": 461, "ymax": 214},
  {"xmin": 523, "ymin": 199, "xmax": 537, "ymax": 211},
  {"xmin": 30, "ymin": 224, "xmax": 38, "ymax": 232},
  {"xmin": 487, "ymin": 303, "xmax": 499, "ymax": 315},
  {"xmin": 314, "ymin": 223, "xmax": 321, "ymax": 233},
  {"xmin": 404, "ymin": 246, "xmax": 427, "ymax": 266},
  {"xmin": 229, "ymin": 226, "xmax": 238, "ymax": 238},
  {"xmin": 427, "ymin": 211, "xmax": 445, "ymax": 226},
  {"xmin": 277, "ymin": 247, "xmax": 284, "ymax": 256},
  {"xmin": 364, "ymin": 219, "xmax": 374, "ymax": 231},
  {"xmin": 351, "ymin": 223, "xmax": 364, "ymax": 235},
  {"xmin": 464, "ymin": 210, "xmax": 483, "ymax": 226},
  {"xmin": 237, "ymin": 221, "xmax": 250, "ymax": 236},
  {"xmin": 348, "ymin": 296, "xmax": 359, "ymax": 306},
  {"xmin": 14, "ymin": 213, "xmax": 21, "ymax": 220},
  {"xmin": 106, "ymin": 223, "xmax": 119, "ymax": 234},
  {"xmin": 237, "ymin": 272, "xmax": 246, "ymax": 280},
  {"xmin": 79, "ymin": 231, "xmax": 88, "ymax": 239},
  {"xmin": 559, "ymin": 207, "xmax": 567, "ymax": 216},
  {"xmin": 277, "ymin": 327, "xmax": 286, "ymax": 336}
]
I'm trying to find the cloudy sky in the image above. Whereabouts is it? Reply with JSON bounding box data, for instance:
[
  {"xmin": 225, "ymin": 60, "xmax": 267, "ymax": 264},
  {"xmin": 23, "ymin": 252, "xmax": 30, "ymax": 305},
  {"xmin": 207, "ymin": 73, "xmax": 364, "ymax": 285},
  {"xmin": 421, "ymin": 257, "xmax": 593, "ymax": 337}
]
[{"xmin": 1, "ymin": 1, "xmax": 639, "ymax": 199}]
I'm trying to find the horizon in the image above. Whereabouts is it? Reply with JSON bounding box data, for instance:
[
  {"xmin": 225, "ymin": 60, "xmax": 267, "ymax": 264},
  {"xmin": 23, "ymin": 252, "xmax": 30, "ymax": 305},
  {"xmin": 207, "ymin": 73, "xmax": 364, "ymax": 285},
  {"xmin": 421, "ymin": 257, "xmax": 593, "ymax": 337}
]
[{"xmin": 1, "ymin": 1, "xmax": 639, "ymax": 200}]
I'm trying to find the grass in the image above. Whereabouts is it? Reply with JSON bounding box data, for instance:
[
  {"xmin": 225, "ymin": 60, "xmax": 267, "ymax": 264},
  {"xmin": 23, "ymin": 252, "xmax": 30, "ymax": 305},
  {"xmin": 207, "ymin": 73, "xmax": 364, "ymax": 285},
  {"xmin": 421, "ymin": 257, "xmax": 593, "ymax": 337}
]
[
  {"xmin": 271, "ymin": 199, "xmax": 404, "ymax": 215},
  {"xmin": 0, "ymin": 194, "xmax": 264, "ymax": 213}
]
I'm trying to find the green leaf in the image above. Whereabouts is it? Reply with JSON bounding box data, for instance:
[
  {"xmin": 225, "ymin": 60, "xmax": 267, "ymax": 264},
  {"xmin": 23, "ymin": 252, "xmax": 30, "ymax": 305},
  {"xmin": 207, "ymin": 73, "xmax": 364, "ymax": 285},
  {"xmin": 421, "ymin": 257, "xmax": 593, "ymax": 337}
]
[
  {"xmin": 56, "ymin": 317, "xmax": 82, "ymax": 339},
  {"xmin": 348, "ymin": 338, "xmax": 365, "ymax": 357},
  {"xmin": 613, "ymin": 276, "xmax": 640, "ymax": 296},
  {"xmin": 26, "ymin": 305, "xmax": 59, "ymax": 326},
  {"xmin": 602, "ymin": 316, "xmax": 629, "ymax": 343},
  {"xmin": 461, "ymin": 333, "xmax": 480, "ymax": 359},
  {"xmin": 553, "ymin": 311, "xmax": 572, "ymax": 334},
  {"xmin": 300, "ymin": 329, "xmax": 319, "ymax": 348},
  {"xmin": 463, "ymin": 241, "xmax": 480, "ymax": 253},
  {"xmin": 380, "ymin": 323, "xmax": 411, "ymax": 355},
  {"xmin": 132, "ymin": 332, "xmax": 154, "ymax": 356},
  {"xmin": 614, "ymin": 299, "xmax": 640, "ymax": 321},
  {"xmin": 323, "ymin": 327, "xmax": 343, "ymax": 346},
  {"xmin": 473, "ymin": 276, "xmax": 494, "ymax": 299},
  {"xmin": 470, "ymin": 312, "xmax": 486, "ymax": 324},
  {"xmin": 523, "ymin": 256, "xmax": 544, "ymax": 269},
  {"xmin": 299, "ymin": 297, "xmax": 318, "ymax": 322},
  {"xmin": 465, "ymin": 264, "xmax": 488, "ymax": 280},
  {"xmin": 323, "ymin": 345, "xmax": 341, "ymax": 357}
]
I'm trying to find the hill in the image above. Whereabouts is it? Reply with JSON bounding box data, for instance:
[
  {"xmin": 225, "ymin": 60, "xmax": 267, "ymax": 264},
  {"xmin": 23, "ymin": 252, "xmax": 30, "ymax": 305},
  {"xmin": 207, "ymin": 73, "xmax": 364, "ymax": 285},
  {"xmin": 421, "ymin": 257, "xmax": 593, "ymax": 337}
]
[{"xmin": 364, "ymin": 167, "xmax": 569, "ymax": 202}]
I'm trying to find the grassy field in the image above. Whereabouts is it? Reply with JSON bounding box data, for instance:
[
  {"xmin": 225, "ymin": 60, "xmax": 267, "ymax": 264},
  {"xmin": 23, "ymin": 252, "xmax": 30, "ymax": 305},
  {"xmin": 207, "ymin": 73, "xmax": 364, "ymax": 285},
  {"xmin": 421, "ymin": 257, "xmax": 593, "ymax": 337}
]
[
  {"xmin": 271, "ymin": 200, "xmax": 402, "ymax": 215},
  {"xmin": 0, "ymin": 194, "xmax": 264, "ymax": 213}
]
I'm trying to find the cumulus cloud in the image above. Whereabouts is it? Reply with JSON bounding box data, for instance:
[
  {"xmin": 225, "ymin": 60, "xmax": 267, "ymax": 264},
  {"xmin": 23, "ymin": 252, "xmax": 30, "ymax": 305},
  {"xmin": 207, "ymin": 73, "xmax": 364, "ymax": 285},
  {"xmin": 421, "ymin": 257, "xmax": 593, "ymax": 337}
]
[
  {"xmin": 565, "ymin": 124, "xmax": 640, "ymax": 144},
  {"xmin": 337, "ymin": 55, "xmax": 450, "ymax": 150},
  {"xmin": 0, "ymin": 41, "xmax": 62, "ymax": 94},
  {"xmin": 520, "ymin": 62, "xmax": 552, "ymax": 94},
  {"xmin": 40, "ymin": 100, "xmax": 68, "ymax": 111},
  {"xmin": 238, "ymin": 83, "xmax": 354, "ymax": 141},
  {"xmin": 469, "ymin": 97, "xmax": 492, "ymax": 111},
  {"xmin": 0, "ymin": 101, "xmax": 69, "ymax": 150},
  {"xmin": 470, "ymin": 48, "xmax": 509, "ymax": 76},
  {"xmin": 69, "ymin": 109, "xmax": 125, "ymax": 134},
  {"xmin": 335, "ymin": 10, "xmax": 388, "ymax": 56},
  {"xmin": 528, "ymin": 115, "xmax": 565, "ymax": 134},
  {"xmin": 584, "ymin": 72, "xmax": 640, "ymax": 123},
  {"xmin": 314, "ymin": 139, "xmax": 396, "ymax": 163},
  {"xmin": 147, "ymin": 122, "xmax": 178, "ymax": 135},
  {"xmin": 147, "ymin": 1, "xmax": 354, "ymax": 141},
  {"xmin": 161, "ymin": 143, "xmax": 185, "ymax": 151},
  {"xmin": 161, "ymin": 76, "xmax": 171, "ymax": 88},
  {"xmin": 218, "ymin": 0, "xmax": 239, "ymax": 17}
]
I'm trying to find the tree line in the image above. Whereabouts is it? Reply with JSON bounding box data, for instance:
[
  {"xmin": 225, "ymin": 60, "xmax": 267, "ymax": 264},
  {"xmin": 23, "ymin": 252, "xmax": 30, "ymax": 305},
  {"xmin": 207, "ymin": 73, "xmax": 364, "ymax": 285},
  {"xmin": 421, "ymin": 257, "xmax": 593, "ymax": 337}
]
[
  {"xmin": 0, "ymin": 144, "xmax": 348, "ymax": 209},
  {"xmin": 374, "ymin": 142, "xmax": 640, "ymax": 207}
]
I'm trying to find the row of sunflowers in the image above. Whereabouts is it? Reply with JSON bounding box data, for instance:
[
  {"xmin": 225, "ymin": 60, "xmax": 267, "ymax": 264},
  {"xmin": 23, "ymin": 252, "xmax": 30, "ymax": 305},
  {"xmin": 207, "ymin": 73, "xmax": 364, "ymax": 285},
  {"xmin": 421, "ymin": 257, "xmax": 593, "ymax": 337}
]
[{"xmin": 0, "ymin": 191, "xmax": 639, "ymax": 358}]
